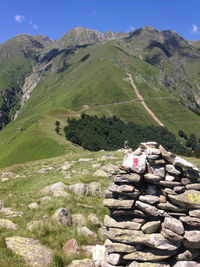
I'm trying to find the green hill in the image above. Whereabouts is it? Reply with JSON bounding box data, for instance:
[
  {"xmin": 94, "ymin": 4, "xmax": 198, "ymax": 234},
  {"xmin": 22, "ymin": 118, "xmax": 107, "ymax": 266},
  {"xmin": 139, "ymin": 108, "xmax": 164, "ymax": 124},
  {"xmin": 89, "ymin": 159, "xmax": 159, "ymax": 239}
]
[{"xmin": 1, "ymin": 27, "xmax": 200, "ymax": 167}]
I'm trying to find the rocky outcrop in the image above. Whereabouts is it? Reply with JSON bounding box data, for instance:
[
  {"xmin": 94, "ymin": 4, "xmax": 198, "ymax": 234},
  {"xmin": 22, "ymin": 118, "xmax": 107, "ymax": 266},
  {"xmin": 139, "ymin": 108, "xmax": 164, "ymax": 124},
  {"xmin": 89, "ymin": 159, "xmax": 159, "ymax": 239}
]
[{"xmin": 103, "ymin": 142, "xmax": 200, "ymax": 266}]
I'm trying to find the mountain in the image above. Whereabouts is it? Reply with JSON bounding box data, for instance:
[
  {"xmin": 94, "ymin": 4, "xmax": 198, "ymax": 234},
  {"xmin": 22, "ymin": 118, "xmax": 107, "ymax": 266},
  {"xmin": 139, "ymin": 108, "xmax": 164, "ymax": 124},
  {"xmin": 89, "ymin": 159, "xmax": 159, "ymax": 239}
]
[{"xmin": 1, "ymin": 26, "xmax": 200, "ymax": 167}]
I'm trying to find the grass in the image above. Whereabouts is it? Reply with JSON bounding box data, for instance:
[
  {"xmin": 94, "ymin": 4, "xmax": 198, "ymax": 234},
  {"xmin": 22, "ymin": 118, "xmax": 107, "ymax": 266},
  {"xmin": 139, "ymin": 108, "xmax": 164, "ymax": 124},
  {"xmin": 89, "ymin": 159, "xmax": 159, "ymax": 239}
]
[{"xmin": 0, "ymin": 148, "xmax": 123, "ymax": 266}]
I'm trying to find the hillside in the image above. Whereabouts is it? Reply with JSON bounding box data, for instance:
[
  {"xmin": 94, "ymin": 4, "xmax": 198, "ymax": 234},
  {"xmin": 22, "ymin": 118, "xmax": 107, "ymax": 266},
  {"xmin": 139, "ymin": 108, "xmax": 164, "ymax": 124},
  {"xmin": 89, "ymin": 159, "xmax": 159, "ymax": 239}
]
[{"xmin": 1, "ymin": 26, "xmax": 200, "ymax": 166}]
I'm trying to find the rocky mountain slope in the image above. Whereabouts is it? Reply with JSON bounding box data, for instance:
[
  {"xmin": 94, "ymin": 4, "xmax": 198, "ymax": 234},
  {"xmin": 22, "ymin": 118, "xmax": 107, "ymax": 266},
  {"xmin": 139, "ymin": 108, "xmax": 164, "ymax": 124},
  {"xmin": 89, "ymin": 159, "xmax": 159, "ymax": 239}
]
[{"xmin": 1, "ymin": 26, "xmax": 200, "ymax": 166}]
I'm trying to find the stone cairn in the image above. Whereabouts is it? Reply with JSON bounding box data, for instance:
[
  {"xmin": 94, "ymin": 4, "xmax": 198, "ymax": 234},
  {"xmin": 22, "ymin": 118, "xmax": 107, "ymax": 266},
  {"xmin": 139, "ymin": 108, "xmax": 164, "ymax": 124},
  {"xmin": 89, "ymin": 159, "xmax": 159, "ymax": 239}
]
[{"xmin": 103, "ymin": 142, "xmax": 200, "ymax": 267}]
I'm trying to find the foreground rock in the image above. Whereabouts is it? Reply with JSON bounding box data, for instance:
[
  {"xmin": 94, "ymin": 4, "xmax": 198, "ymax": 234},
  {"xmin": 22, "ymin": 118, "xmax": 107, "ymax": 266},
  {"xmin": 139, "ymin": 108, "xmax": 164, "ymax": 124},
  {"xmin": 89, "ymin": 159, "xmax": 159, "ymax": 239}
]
[
  {"xmin": 103, "ymin": 142, "xmax": 200, "ymax": 266},
  {"xmin": 5, "ymin": 236, "xmax": 54, "ymax": 267},
  {"xmin": 40, "ymin": 182, "xmax": 67, "ymax": 195},
  {"xmin": 67, "ymin": 258, "xmax": 95, "ymax": 267},
  {"xmin": 0, "ymin": 219, "xmax": 19, "ymax": 230},
  {"xmin": 52, "ymin": 208, "xmax": 72, "ymax": 227}
]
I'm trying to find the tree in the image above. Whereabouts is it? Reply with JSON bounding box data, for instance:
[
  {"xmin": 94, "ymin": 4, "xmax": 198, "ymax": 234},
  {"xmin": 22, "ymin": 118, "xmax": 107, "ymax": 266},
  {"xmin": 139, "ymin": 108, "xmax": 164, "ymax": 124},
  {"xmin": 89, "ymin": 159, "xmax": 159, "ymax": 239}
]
[
  {"xmin": 55, "ymin": 121, "xmax": 60, "ymax": 127},
  {"xmin": 55, "ymin": 126, "xmax": 60, "ymax": 134}
]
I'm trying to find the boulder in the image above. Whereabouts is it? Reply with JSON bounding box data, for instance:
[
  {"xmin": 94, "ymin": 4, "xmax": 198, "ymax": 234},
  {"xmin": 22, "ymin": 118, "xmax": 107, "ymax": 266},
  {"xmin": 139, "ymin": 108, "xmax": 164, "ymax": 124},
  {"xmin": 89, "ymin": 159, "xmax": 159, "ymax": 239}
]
[
  {"xmin": 52, "ymin": 208, "xmax": 72, "ymax": 227},
  {"xmin": 52, "ymin": 191, "xmax": 70, "ymax": 197},
  {"xmin": 77, "ymin": 226, "xmax": 97, "ymax": 238},
  {"xmin": 87, "ymin": 213, "xmax": 101, "ymax": 227},
  {"xmin": 174, "ymin": 157, "xmax": 199, "ymax": 172},
  {"xmin": 28, "ymin": 203, "xmax": 39, "ymax": 209},
  {"xmin": 5, "ymin": 236, "xmax": 53, "ymax": 267},
  {"xmin": 175, "ymin": 248, "xmax": 200, "ymax": 261},
  {"xmin": 139, "ymin": 195, "xmax": 160, "ymax": 205},
  {"xmin": 162, "ymin": 217, "xmax": 184, "ymax": 235},
  {"xmin": 135, "ymin": 201, "xmax": 159, "ymax": 216},
  {"xmin": 104, "ymin": 215, "xmax": 141, "ymax": 230},
  {"xmin": 40, "ymin": 182, "xmax": 67, "ymax": 195},
  {"xmin": 141, "ymin": 221, "xmax": 161, "ymax": 234},
  {"xmin": 0, "ymin": 219, "xmax": 19, "ymax": 230},
  {"xmin": 184, "ymin": 230, "xmax": 200, "ymax": 248},
  {"xmin": 72, "ymin": 214, "xmax": 86, "ymax": 226},
  {"xmin": 114, "ymin": 173, "xmax": 141, "ymax": 183},
  {"xmin": 69, "ymin": 183, "xmax": 88, "ymax": 195},
  {"xmin": 166, "ymin": 164, "xmax": 181, "ymax": 176},
  {"xmin": 168, "ymin": 190, "xmax": 200, "ymax": 208},
  {"xmin": 87, "ymin": 182, "xmax": 102, "ymax": 196},
  {"xmin": 63, "ymin": 239, "xmax": 79, "ymax": 256}
]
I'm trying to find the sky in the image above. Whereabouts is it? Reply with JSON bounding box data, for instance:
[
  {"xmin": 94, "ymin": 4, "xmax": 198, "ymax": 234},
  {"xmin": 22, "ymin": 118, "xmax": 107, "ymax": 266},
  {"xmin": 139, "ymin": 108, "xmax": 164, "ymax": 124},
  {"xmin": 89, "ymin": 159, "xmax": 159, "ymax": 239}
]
[{"xmin": 1, "ymin": 0, "xmax": 200, "ymax": 44}]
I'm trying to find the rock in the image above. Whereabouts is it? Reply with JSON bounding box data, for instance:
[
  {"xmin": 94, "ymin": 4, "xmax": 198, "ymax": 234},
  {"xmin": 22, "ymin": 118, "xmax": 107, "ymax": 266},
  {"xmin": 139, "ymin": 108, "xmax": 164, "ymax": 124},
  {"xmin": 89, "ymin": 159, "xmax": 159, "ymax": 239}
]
[
  {"xmin": 52, "ymin": 208, "xmax": 72, "ymax": 227},
  {"xmin": 0, "ymin": 207, "xmax": 23, "ymax": 217},
  {"xmin": 161, "ymin": 225, "xmax": 184, "ymax": 242},
  {"xmin": 168, "ymin": 190, "xmax": 200, "ymax": 208},
  {"xmin": 114, "ymin": 173, "xmax": 141, "ymax": 183},
  {"xmin": 106, "ymin": 228, "xmax": 180, "ymax": 251},
  {"xmin": 72, "ymin": 214, "xmax": 86, "ymax": 226},
  {"xmin": 184, "ymin": 170, "xmax": 200, "ymax": 179},
  {"xmin": 173, "ymin": 261, "xmax": 200, "ymax": 267},
  {"xmin": 107, "ymin": 252, "xmax": 123, "ymax": 265},
  {"xmin": 174, "ymin": 186, "xmax": 185, "ymax": 193},
  {"xmin": 103, "ymin": 199, "xmax": 134, "ymax": 209},
  {"xmin": 135, "ymin": 200, "xmax": 159, "ymax": 216},
  {"xmin": 184, "ymin": 230, "xmax": 200, "ymax": 248},
  {"xmin": 157, "ymin": 202, "xmax": 187, "ymax": 212},
  {"xmin": 0, "ymin": 219, "xmax": 19, "ymax": 230},
  {"xmin": 144, "ymin": 173, "xmax": 162, "ymax": 184},
  {"xmin": 98, "ymin": 227, "xmax": 107, "ymax": 241},
  {"xmin": 93, "ymin": 245, "xmax": 106, "ymax": 267},
  {"xmin": 123, "ymin": 153, "xmax": 147, "ymax": 173},
  {"xmin": 39, "ymin": 196, "xmax": 51, "ymax": 202},
  {"xmin": 141, "ymin": 221, "xmax": 161, "ymax": 234},
  {"xmin": 186, "ymin": 183, "xmax": 200, "ymax": 190},
  {"xmin": 92, "ymin": 163, "xmax": 101, "ymax": 168},
  {"xmin": 28, "ymin": 203, "xmax": 39, "ymax": 209},
  {"xmin": 189, "ymin": 209, "xmax": 200, "ymax": 218},
  {"xmin": 175, "ymin": 248, "xmax": 200, "ymax": 261},
  {"xmin": 165, "ymin": 175, "xmax": 176, "ymax": 181},
  {"xmin": 181, "ymin": 178, "xmax": 191, "ymax": 185},
  {"xmin": 78, "ymin": 158, "xmax": 94, "ymax": 162},
  {"xmin": 151, "ymin": 166, "xmax": 165, "ymax": 177},
  {"xmin": 174, "ymin": 156, "xmax": 199, "ymax": 172},
  {"xmin": 5, "ymin": 236, "xmax": 53, "ymax": 267},
  {"xmin": 40, "ymin": 182, "xmax": 67, "ymax": 195},
  {"xmin": 67, "ymin": 258, "xmax": 95, "ymax": 267},
  {"xmin": 163, "ymin": 217, "xmax": 184, "ymax": 235},
  {"xmin": 63, "ymin": 239, "xmax": 79, "ymax": 256},
  {"xmin": 69, "ymin": 183, "xmax": 88, "ymax": 195},
  {"xmin": 180, "ymin": 216, "xmax": 200, "ymax": 227},
  {"xmin": 1, "ymin": 177, "xmax": 9, "ymax": 182},
  {"xmin": 127, "ymin": 262, "xmax": 170, "ymax": 267},
  {"xmin": 166, "ymin": 164, "xmax": 182, "ymax": 175},
  {"xmin": 88, "ymin": 213, "xmax": 101, "ymax": 227},
  {"xmin": 159, "ymin": 144, "xmax": 175, "ymax": 164},
  {"xmin": 159, "ymin": 181, "xmax": 181, "ymax": 188},
  {"xmin": 60, "ymin": 162, "xmax": 71, "ymax": 171},
  {"xmin": 87, "ymin": 182, "xmax": 102, "ymax": 196},
  {"xmin": 93, "ymin": 169, "xmax": 109, "ymax": 177},
  {"xmin": 104, "ymin": 215, "xmax": 141, "ymax": 230},
  {"xmin": 77, "ymin": 226, "xmax": 97, "ymax": 238},
  {"xmin": 139, "ymin": 195, "xmax": 160, "ymax": 205},
  {"xmin": 26, "ymin": 220, "xmax": 42, "ymax": 231},
  {"xmin": 52, "ymin": 191, "xmax": 70, "ymax": 197},
  {"xmin": 124, "ymin": 248, "xmax": 176, "ymax": 261},
  {"xmin": 109, "ymin": 182, "xmax": 135, "ymax": 192},
  {"xmin": 105, "ymin": 239, "xmax": 139, "ymax": 253}
]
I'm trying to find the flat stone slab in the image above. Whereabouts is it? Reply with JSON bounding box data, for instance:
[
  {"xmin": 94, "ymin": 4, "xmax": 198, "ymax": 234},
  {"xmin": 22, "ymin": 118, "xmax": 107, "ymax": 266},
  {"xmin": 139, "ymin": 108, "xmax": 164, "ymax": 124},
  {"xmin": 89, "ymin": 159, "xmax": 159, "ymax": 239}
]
[
  {"xmin": 5, "ymin": 236, "xmax": 54, "ymax": 267},
  {"xmin": 184, "ymin": 230, "xmax": 200, "ymax": 248},
  {"xmin": 124, "ymin": 248, "xmax": 176, "ymax": 261},
  {"xmin": 174, "ymin": 156, "xmax": 199, "ymax": 172},
  {"xmin": 40, "ymin": 182, "xmax": 67, "ymax": 194},
  {"xmin": 104, "ymin": 215, "xmax": 141, "ymax": 230},
  {"xmin": 0, "ymin": 207, "xmax": 23, "ymax": 217},
  {"xmin": 173, "ymin": 261, "xmax": 200, "ymax": 267},
  {"xmin": 105, "ymin": 239, "xmax": 138, "ymax": 253},
  {"xmin": 114, "ymin": 173, "xmax": 141, "ymax": 183},
  {"xmin": 0, "ymin": 219, "xmax": 19, "ymax": 230},
  {"xmin": 103, "ymin": 199, "xmax": 134, "ymax": 209},
  {"xmin": 127, "ymin": 261, "xmax": 170, "ymax": 267},
  {"xmin": 168, "ymin": 190, "xmax": 200, "ymax": 208},
  {"xmin": 67, "ymin": 258, "xmax": 95, "ymax": 267},
  {"xmin": 106, "ymin": 228, "xmax": 180, "ymax": 251}
]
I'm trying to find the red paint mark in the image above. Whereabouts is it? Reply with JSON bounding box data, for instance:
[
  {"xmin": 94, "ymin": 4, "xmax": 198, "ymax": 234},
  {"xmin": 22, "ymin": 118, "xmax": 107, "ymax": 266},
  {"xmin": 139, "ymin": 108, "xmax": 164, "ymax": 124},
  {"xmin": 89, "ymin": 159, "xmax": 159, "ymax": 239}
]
[{"xmin": 133, "ymin": 158, "xmax": 138, "ymax": 167}]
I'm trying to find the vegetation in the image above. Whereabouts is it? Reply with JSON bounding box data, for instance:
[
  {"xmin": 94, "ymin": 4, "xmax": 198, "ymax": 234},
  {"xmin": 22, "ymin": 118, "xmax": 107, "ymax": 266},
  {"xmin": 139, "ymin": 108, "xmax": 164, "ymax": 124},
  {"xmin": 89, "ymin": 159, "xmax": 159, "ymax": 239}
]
[{"xmin": 64, "ymin": 114, "xmax": 189, "ymax": 155}]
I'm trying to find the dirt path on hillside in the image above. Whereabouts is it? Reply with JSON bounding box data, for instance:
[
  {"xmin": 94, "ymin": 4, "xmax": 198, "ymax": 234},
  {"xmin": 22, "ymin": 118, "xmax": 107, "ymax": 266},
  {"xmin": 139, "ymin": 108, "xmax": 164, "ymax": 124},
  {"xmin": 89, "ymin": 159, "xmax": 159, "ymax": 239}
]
[{"xmin": 127, "ymin": 73, "xmax": 164, "ymax": 127}]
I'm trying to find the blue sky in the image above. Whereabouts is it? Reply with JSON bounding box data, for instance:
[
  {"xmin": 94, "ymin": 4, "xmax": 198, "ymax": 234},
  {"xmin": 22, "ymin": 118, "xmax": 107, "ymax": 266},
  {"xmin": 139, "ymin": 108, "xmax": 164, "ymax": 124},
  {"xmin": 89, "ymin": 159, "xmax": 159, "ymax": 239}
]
[{"xmin": 1, "ymin": 0, "xmax": 200, "ymax": 44}]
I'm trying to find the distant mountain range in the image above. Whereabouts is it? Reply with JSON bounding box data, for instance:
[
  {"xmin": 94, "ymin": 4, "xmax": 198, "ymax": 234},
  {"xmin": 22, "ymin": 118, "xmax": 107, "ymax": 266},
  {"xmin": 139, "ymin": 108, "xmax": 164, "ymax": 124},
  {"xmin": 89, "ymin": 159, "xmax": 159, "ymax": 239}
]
[{"xmin": 1, "ymin": 26, "xmax": 200, "ymax": 167}]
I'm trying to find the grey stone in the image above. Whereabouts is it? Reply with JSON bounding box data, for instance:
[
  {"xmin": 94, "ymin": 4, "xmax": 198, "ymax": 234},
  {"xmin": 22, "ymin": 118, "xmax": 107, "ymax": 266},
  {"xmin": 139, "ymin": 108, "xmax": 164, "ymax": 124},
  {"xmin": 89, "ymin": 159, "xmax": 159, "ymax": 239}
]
[
  {"xmin": 151, "ymin": 166, "xmax": 165, "ymax": 177},
  {"xmin": 0, "ymin": 207, "xmax": 23, "ymax": 217},
  {"xmin": 174, "ymin": 186, "xmax": 185, "ymax": 193},
  {"xmin": 0, "ymin": 219, "xmax": 19, "ymax": 230},
  {"xmin": 184, "ymin": 230, "xmax": 200, "ymax": 248},
  {"xmin": 67, "ymin": 258, "xmax": 95, "ymax": 267},
  {"xmin": 165, "ymin": 175, "xmax": 176, "ymax": 181},
  {"xmin": 114, "ymin": 173, "xmax": 141, "ymax": 183},
  {"xmin": 141, "ymin": 221, "xmax": 161, "ymax": 234},
  {"xmin": 107, "ymin": 253, "xmax": 122, "ymax": 265},
  {"xmin": 168, "ymin": 190, "xmax": 200, "ymax": 208},
  {"xmin": 166, "ymin": 164, "xmax": 181, "ymax": 175},
  {"xmin": 128, "ymin": 262, "xmax": 170, "ymax": 267},
  {"xmin": 159, "ymin": 181, "xmax": 181, "ymax": 188},
  {"xmin": 189, "ymin": 209, "xmax": 200, "ymax": 218},
  {"xmin": 186, "ymin": 183, "xmax": 200, "ymax": 190},
  {"xmin": 40, "ymin": 182, "xmax": 67, "ymax": 195},
  {"xmin": 28, "ymin": 203, "xmax": 39, "ymax": 209},
  {"xmin": 78, "ymin": 158, "xmax": 94, "ymax": 162},
  {"xmin": 87, "ymin": 213, "xmax": 101, "ymax": 227},
  {"xmin": 180, "ymin": 216, "xmax": 200, "ymax": 227},
  {"xmin": 135, "ymin": 200, "xmax": 159, "ymax": 216},
  {"xmin": 5, "ymin": 236, "xmax": 54, "ymax": 267},
  {"xmin": 161, "ymin": 225, "xmax": 184, "ymax": 242},
  {"xmin": 139, "ymin": 195, "xmax": 160, "ymax": 205},
  {"xmin": 181, "ymin": 178, "xmax": 191, "ymax": 185},
  {"xmin": 77, "ymin": 226, "xmax": 97, "ymax": 238},
  {"xmin": 103, "ymin": 199, "xmax": 134, "ymax": 209},
  {"xmin": 72, "ymin": 214, "xmax": 86, "ymax": 226},
  {"xmin": 104, "ymin": 238, "xmax": 138, "ymax": 253},
  {"xmin": 144, "ymin": 173, "xmax": 162, "ymax": 184},
  {"xmin": 175, "ymin": 248, "xmax": 200, "ymax": 261},
  {"xmin": 163, "ymin": 216, "xmax": 184, "ymax": 235},
  {"xmin": 87, "ymin": 182, "xmax": 102, "ymax": 196},
  {"xmin": 106, "ymin": 228, "xmax": 180, "ymax": 251},
  {"xmin": 93, "ymin": 169, "xmax": 109, "ymax": 177},
  {"xmin": 104, "ymin": 215, "xmax": 141, "ymax": 230},
  {"xmin": 69, "ymin": 183, "xmax": 88, "ymax": 195},
  {"xmin": 52, "ymin": 191, "xmax": 70, "ymax": 197},
  {"xmin": 173, "ymin": 261, "xmax": 200, "ymax": 267},
  {"xmin": 159, "ymin": 144, "xmax": 175, "ymax": 164},
  {"xmin": 52, "ymin": 208, "xmax": 72, "ymax": 227},
  {"xmin": 174, "ymin": 156, "xmax": 199, "ymax": 172},
  {"xmin": 26, "ymin": 220, "xmax": 42, "ymax": 231},
  {"xmin": 109, "ymin": 182, "xmax": 135, "ymax": 193}
]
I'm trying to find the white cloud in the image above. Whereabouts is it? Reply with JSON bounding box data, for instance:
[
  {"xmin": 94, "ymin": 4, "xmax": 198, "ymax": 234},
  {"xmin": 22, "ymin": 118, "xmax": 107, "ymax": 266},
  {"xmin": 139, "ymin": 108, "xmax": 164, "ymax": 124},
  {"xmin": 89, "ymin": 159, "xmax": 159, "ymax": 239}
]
[
  {"xmin": 14, "ymin": 14, "xmax": 25, "ymax": 22},
  {"xmin": 33, "ymin": 24, "xmax": 38, "ymax": 30},
  {"xmin": 192, "ymin": 24, "xmax": 199, "ymax": 34}
]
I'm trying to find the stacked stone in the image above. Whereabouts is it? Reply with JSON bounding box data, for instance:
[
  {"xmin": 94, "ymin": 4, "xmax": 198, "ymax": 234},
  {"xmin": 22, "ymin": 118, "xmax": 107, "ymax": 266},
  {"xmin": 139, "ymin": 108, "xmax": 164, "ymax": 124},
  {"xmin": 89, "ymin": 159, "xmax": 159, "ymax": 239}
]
[{"xmin": 103, "ymin": 142, "xmax": 200, "ymax": 267}]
